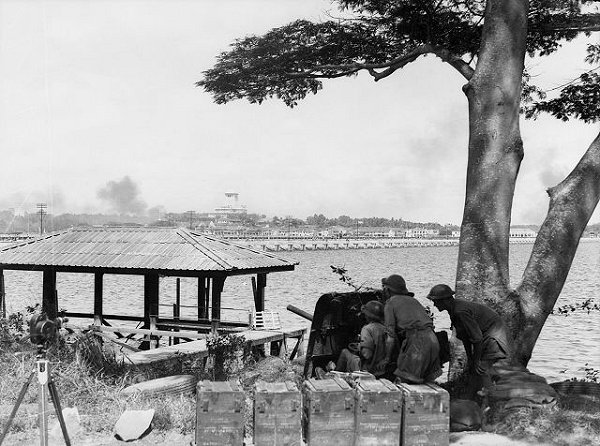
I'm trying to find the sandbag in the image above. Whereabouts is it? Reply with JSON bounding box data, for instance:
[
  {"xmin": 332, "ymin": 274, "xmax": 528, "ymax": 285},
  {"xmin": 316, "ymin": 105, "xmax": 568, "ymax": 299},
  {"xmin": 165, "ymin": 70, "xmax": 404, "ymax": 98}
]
[
  {"xmin": 121, "ymin": 374, "xmax": 197, "ymax": 396},
  {"xmin": 503, "ymin": 397, "xmax": 557, "ymax": 410},
  {"xmin": 487, "ymin": 380, "xmax": 557, "ymax": 402},
  {"xmin": 450, "ymin": 399, "xmax": 482, "ymax": 432},
  {"xmin": 550, "ymin": 380, "xmax": 600, "ymax": 397},
  {"xmin": 491, "ymin": 370, "xmax": 548, "ymax": 385}
]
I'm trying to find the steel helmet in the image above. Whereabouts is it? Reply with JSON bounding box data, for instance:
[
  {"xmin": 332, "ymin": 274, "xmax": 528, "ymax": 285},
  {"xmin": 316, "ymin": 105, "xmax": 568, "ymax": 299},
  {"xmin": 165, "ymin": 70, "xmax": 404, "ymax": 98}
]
[
  {"xmin": 426, "ymin": 284, "xmax": 455, "ymax": 300},
  {"xmin": 361, "ymin": 300, "xmax": 385, "ymax": 322},
  {"xmin": 381, "ymin": 274, "xmax": 414, "ymax": 297}
]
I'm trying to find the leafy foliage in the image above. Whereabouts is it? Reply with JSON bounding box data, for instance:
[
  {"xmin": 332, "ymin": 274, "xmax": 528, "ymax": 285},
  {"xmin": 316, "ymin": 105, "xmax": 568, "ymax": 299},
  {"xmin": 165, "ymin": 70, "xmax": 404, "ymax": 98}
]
[
  {"xmin": 526, "ymin": 71, "xmax": 600, "ymax": 123},
  {"xmin": 330, "ymin": 264, "xmax": 376, "ymax": 291},
  {"xmin": 552, "ymin": 298, "xmax": 600, "ymax": 315},
  {"xmin": 207, "ymin": 333, "xmax": 249, "ymax": 380},
  {"xmin": 199, "ymin": 0, "xmax": 600, "ymax": 121}
]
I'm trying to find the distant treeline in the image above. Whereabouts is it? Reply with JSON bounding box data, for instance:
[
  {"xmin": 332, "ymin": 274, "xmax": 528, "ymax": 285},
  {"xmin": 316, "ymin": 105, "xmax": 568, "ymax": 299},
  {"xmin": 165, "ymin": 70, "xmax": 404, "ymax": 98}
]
[{"xmin": 0, "ymin": 208, "xmax": 558, "ymax": 235}]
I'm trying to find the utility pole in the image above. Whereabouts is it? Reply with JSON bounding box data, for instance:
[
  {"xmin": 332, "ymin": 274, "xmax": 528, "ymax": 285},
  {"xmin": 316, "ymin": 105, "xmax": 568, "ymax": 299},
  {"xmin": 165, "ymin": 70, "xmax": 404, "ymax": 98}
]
[
  {"xmin": 36, "ymin": 203, "xmax": 47, "ymax": 235},
  {"xmin": 356, "ymin": 219, "xmax": 363, "ymax": 238},
  {"xmin": 186, "ymin": 211, "xmax": 195, "ymax": 230}
]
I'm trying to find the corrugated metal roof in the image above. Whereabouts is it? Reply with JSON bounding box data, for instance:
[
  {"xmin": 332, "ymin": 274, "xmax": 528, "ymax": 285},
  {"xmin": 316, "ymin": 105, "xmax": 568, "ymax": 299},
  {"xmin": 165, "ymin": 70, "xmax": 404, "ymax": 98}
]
[{"xmin": 0, "ymin": 227, "xmax": 297, "ymax": 274}]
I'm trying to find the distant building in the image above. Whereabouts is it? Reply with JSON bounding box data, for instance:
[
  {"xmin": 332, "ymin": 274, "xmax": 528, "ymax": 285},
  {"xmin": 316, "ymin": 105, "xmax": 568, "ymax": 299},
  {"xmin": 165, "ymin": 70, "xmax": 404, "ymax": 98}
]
[
  {"xmin": 213, "ymin": 192, "xmax": 247, "ymax": 225},
  {"xmin": 405, "ymin": 227, "xmax": 440, "ymax": 238},
  {"xmin": 452, "ymin": 230, "xmax": 461, "ymax": 238},
  {"xmin": 510, "ymin": 227, "xmax": 537, "ymax": 238}
]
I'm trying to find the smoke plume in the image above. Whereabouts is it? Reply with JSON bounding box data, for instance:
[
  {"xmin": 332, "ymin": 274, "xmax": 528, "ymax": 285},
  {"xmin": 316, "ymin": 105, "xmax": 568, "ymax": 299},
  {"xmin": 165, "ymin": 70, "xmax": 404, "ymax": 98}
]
[{"xmin": 97, "ymin": 176, "xmax": 147, "ymax": 215}]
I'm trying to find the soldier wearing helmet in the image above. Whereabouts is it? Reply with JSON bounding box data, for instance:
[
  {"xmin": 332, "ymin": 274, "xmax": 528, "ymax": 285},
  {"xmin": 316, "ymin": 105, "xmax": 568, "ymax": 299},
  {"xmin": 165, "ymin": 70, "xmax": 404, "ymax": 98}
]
[
  {"xmin": 426, "ymin": 284, "xmax": 509, "ymax": 396},
  {"xmin": 382, "ymin": 274, "xmax": 442, "ymax": 384},
  {"xmin": 334, "ymin": 300, "xmax": 388, "ymax": 377}
]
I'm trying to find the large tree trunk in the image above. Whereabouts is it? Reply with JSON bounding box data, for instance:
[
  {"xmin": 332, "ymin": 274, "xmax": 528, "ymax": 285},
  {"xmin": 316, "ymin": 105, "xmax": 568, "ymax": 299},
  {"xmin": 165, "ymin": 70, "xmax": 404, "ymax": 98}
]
[
  {"xmin": 456, "ymin": 0, "xmax": 600, "ymax": 372},
  {"xmin": 456, "ymin": 0, "xmax": 528, "ymax": 341}
]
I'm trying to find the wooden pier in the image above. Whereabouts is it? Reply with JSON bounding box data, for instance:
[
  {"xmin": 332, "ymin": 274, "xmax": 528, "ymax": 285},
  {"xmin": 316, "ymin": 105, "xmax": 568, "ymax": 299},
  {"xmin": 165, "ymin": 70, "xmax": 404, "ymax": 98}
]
[
  {"xmin": 240, "ymin": 237, "xmax": 537, "ymax": 252},
  {"xmin": 122, "ymin": 325, "xmax": 307, "ymax": 367}
]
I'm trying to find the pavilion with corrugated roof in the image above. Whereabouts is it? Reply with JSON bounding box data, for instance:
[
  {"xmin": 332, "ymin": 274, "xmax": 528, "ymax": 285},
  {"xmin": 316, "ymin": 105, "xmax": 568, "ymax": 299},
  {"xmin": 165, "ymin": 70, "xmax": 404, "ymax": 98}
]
[{"xmin": 0, "ymin": 227, "xmax": 297, "ymax": 338}]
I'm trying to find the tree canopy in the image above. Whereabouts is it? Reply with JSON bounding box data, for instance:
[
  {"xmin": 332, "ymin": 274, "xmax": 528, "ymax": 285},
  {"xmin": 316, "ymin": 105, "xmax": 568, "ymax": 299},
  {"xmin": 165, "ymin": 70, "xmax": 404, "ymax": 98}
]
[{"xmin": 199, "ymin": 0, "xmax": 600, "ymax": 120}]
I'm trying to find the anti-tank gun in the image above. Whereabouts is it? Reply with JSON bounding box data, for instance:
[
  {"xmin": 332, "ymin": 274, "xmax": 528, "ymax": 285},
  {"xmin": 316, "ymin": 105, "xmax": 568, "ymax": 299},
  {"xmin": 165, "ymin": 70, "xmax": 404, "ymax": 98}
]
[{"xmin": 301, "ymin": 291, "xmax": 384, "ymax": 379}]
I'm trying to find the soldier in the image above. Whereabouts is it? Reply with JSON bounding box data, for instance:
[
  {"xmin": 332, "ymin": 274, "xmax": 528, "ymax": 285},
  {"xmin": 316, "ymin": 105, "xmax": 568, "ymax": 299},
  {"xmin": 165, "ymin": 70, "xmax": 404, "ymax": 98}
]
[
  {"xmin": 382, "ymin": 274, "xmax": 442, "ymax": 384},
  {"xmin": 335, "ymin": 300, "xmax": 388, "ymax": 377},
  {"xmin": 426, "ymin": 284, "xmax": 509, "ymax": 396}
]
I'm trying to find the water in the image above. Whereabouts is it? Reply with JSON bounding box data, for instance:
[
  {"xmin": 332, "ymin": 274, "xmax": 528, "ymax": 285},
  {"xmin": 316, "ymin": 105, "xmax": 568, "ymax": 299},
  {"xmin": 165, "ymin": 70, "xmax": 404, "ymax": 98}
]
[{"xmin": 3, "ymin": 241, "xmax": 599, "ymax": 382}]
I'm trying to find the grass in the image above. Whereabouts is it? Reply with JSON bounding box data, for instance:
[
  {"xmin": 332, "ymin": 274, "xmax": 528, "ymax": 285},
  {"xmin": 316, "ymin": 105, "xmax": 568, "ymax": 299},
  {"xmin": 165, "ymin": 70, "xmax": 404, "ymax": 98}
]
[
  {"xmin": 484, "ymin": 393, "xmax": 600, "ymax": 446},
  {"xmin": 0, "ymin": 330, "xmax": 200, "ymax": 442}
]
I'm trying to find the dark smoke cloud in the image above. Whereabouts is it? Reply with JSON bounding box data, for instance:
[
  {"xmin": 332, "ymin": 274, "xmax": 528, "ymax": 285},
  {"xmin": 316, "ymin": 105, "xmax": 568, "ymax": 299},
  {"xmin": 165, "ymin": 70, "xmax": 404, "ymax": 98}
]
[{"xmin": 97, "ymin": 176, "xmax": 147, "ymax": 215}]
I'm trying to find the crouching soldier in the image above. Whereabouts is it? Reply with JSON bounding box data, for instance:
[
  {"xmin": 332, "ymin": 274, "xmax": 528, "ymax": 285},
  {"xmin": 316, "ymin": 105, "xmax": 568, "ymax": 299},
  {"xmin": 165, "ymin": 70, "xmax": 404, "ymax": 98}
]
[
  {"xmin": 335, "ymin": 300, "xmax": 388, "ymax": 377},
  {"xmin": 426, "ymin": 284, "xmax": 509, "ymax": 397},
  {"xmin": 382, "ymin": 274, "xmax": 442, "ymax": 384}
]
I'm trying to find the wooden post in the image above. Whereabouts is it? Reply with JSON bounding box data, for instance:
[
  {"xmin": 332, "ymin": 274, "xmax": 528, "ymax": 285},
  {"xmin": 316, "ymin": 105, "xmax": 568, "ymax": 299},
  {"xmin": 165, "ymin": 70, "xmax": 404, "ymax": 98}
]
[
  {"xmin": 198, "ymin": 277, "xmax": 207, "ymax": 321},
  {"xmin": 210, "ymin": 276, "xmax": 226, "ymax": 329},
  {"xmin": 174, "ymin": 278, "xmax": 181, "ymax": 345},
  {"xmin": 93, "ymin": 272, "xmax": 103, "ymax": 326},
  {"xmin": 254, "ymin": 273, "xmax": 267, "ymax": 312},
  {"xmin": 0, "ymin": 270, "xmax": 5, "ymax": 319},
  {"xmin": 42, "ymin": 269, "xmax": 57, "ymax": 319},
  {"xmin": 143, "ymin": 273, "xmax": 158, "ymax": 348},
  {"xmin": 144, "ymin": 273, "xmax": 160, "ymax": 329}
]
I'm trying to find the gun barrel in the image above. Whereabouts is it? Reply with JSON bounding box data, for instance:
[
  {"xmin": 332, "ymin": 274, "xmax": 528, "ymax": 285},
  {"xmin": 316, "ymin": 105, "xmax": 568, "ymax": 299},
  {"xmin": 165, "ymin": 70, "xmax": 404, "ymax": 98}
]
[{"xmin": 286, "ymin": 304, "xmax": 313, "ymax": 321}]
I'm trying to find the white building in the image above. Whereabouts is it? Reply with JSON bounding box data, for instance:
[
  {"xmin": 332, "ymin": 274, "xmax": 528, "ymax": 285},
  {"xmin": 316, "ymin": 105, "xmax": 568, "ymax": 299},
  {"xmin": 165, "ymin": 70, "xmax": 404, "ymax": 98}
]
[{"xmin": 405, "ymin": 228, "xmax": 440, "ymax": 238}]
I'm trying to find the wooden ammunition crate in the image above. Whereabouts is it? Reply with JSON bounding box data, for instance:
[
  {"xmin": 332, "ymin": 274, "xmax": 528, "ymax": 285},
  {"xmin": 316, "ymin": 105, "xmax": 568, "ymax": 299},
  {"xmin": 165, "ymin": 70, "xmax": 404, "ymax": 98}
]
[
  {"xmin": 397, "ymin": 382, "xmax": 449, "ymax": 446},
  {"xmin": 354, "ymin": 379, "xmax": 402, "ymax": 446},
  {"xmin": 303, "ymin": 377, "xmax": 355, "ymax": 445},
  {"xmin": 254, "ymin": 380, "xmax": 302, "ymax": 446},
  {"xmin": 196, "ymin": 380, "xmax": 244, "ymax": 446}
]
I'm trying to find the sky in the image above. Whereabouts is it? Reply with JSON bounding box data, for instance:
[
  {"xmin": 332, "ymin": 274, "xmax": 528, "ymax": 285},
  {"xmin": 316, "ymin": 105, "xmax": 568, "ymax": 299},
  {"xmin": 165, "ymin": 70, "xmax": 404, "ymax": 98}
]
[{"xmin": 0, "ymin": 0, "xmax": 598, "ymax": 226}]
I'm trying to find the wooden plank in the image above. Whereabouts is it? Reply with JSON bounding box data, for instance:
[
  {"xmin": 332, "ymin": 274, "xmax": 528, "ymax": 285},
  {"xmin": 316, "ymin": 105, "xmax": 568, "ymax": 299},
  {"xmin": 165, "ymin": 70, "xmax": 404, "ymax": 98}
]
[
  {"xmin": 63, "ymin": 312, "xmax": 144, "ymax": 322},
  {"xmin": 88, "ymin": 325, "xmax": 207, "ymax": 340},
  {"xmin": 126, "ymin": 326, "xmax": 307, "ymax": 366},
  {"xmin": 92, "ymin": 331, "xmax": 141, "ymax": 353}
]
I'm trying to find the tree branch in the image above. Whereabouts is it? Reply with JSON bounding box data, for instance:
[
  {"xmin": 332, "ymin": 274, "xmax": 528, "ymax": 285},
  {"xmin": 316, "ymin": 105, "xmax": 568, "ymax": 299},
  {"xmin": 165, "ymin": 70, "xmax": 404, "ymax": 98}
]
[
  {"xmin": 539, "ymin": 12, "xmax": 600, "ymax": 32},
  {"xmin": 514, "ymin": 131, "xmax": 600, "ymax": 363},
  {"xmin": 286, "ymin": 44, "xmax": 474, "ymax": 82}
]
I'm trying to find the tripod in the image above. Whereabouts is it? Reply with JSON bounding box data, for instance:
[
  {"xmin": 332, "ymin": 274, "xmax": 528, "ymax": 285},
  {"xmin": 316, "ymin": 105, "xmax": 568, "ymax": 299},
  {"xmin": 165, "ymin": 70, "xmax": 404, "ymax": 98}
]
[{"xmin": 0, "ymin": 344, "xmax": 71, "ymax": 446}]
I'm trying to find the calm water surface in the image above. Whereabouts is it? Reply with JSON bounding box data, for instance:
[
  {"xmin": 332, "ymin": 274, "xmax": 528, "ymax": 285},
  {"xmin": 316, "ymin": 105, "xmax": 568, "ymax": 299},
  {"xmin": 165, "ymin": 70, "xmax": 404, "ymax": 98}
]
[{"xmin": 4, "ymin": 240, "xmax": 600, "ymax": 382}]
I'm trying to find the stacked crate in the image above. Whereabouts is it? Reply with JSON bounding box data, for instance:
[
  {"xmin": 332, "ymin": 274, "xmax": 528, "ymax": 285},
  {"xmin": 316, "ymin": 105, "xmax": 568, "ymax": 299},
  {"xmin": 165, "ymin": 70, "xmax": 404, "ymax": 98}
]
[
  {"xmin": 196, "ymin": 380, "xmax": 245, "ymax": 446},
  {"xmin": 254, "ymin": 380, "xmax": 302, "ymax": 446},
  {"xmin": 303, "ymin": 376, "xmax": 355, "ymax": 445},
  {"xmin": 397, "ymin": 382, "xmax": 449, "ymax": 446},
  {"xmin": 354, "ymin": 378, "xmax": 402, "ymax": 446}
]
